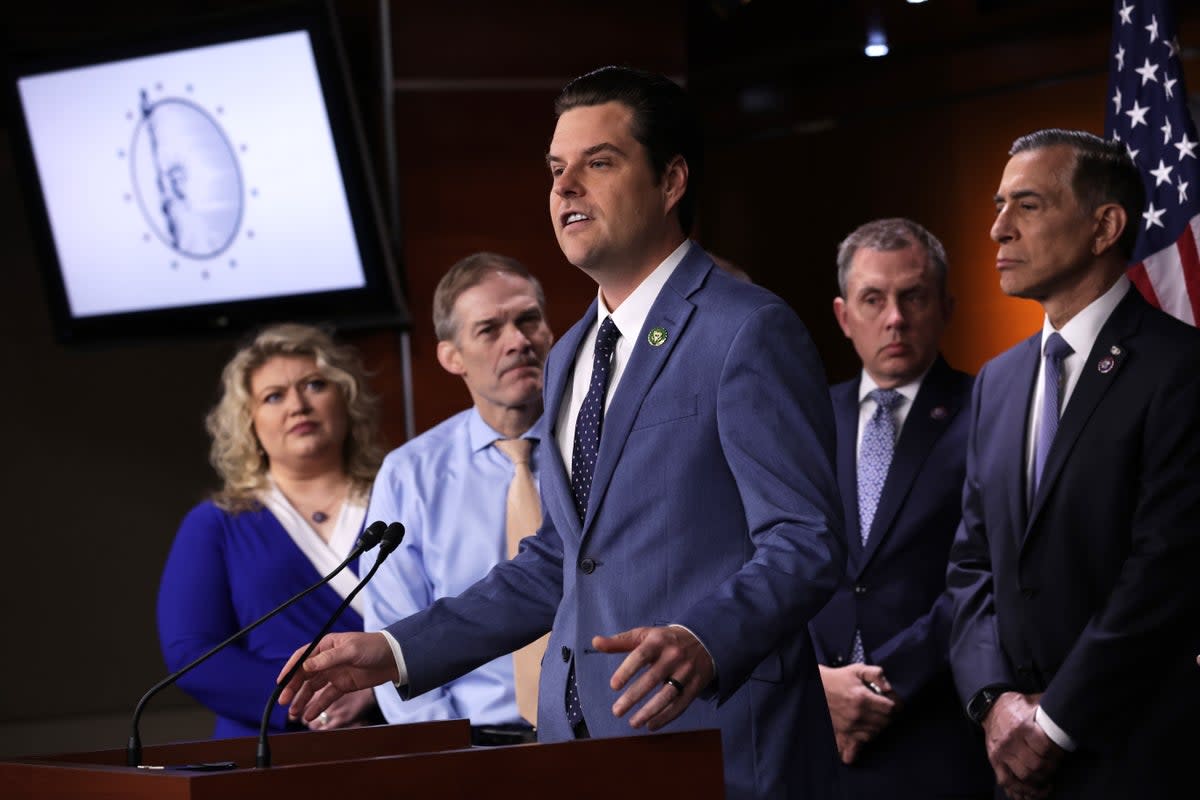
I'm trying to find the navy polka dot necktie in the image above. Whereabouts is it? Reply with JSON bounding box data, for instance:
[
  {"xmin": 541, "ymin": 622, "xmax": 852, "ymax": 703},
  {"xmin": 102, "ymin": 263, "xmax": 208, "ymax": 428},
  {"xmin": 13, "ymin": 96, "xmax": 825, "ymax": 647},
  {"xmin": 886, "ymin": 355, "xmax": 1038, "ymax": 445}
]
[
  {"xmin": 570, "ymin": 316, "xmax": 621, "ymax": 521},
  {"xmin": 564, "ymin": 315, "xmax": 620, "ymax": 730}
]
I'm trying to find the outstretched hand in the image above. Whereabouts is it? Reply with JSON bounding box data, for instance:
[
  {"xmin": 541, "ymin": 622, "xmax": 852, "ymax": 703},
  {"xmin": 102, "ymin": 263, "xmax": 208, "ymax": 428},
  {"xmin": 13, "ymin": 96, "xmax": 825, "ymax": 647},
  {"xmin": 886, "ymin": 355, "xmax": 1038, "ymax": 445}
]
[
  {"xmin": 305, "ymin": 686, "xmax": 377, "ymax": 730},
  {"xmin": 593, "ymin": 625, "xmax": 715, "ymax": 732},
  {"xmin": 276, "ymin": 632, "xmax": 397, "ymax": 725}
]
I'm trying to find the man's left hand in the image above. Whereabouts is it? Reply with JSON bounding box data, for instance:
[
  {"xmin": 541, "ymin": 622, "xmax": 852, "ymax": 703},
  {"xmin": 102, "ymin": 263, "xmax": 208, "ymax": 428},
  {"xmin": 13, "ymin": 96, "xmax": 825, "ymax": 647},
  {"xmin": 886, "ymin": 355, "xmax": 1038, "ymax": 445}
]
[
  {"xmin": 593, "ymin": 626, "xmax": 715, "ymax": 731},
  {"xmin": 983, "ymin": 692, "xmax": 1064, "ymax": 799}
]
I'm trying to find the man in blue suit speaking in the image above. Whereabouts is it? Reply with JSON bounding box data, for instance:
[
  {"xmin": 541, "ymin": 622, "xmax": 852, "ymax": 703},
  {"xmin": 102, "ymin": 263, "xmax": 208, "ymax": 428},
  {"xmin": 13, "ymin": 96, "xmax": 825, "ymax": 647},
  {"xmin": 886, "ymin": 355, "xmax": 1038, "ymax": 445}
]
[{"xmin": 279, "ymin": 66, "xmax": 846, "ymax": 799}]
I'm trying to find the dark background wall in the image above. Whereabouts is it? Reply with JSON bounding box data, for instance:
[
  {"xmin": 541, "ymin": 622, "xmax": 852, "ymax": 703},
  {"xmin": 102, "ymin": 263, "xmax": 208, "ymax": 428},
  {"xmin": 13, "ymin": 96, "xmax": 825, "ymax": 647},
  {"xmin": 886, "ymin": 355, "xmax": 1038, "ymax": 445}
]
[{"xmin": 0, "ymin": 0, "xmax": 1196, "ymax": 757}]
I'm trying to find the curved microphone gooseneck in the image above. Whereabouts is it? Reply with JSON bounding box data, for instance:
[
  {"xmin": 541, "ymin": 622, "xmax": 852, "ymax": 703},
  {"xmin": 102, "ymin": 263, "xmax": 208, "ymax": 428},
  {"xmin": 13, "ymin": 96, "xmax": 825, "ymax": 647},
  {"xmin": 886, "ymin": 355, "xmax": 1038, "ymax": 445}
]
[
  {"xmin": 126, "ymin": 520, "xmax": 388, "ymax": 767},
  {"xmin": 256, "ymin": 521, "xmax": 405, "ymax": 768}
]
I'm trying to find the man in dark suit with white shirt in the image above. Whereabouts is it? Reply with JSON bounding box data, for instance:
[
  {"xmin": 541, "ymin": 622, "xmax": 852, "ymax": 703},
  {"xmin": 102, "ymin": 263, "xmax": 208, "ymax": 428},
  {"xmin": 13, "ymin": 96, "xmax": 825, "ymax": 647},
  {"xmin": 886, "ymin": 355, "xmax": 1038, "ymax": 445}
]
[
  {"xmin": 948, "ymin": 129, "xmax": 1200, "ymax": 799},
  {"xmin": 811, "ymin": 218, "xmax": 993, "ymax": 798}
]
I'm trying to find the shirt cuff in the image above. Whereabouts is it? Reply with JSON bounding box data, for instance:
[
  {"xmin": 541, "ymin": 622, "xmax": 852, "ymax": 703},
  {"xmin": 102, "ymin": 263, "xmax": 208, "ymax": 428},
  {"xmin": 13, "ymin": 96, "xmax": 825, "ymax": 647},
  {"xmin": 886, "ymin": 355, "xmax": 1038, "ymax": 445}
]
[
  {"xmin": 1034, "ymin": 704, "xmax": 1076, "ymax": 751},
  {"xmin": 379, "ymin": 630, "xmax": 410, "ymax": 688},
  {"xmin": 668, "ymin": 623, "xmax": 718, "ymax": 679}
]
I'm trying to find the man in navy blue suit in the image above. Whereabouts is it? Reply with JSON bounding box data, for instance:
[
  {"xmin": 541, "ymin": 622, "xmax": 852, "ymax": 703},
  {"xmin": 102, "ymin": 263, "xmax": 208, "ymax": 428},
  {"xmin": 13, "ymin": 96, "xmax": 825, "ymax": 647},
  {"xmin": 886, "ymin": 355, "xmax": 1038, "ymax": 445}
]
[
  {"xmin": 948, "ymin": 129, "xmax": 1200, "ymax": 799},
  {"xmin": 810, "ymin": 218, "xmax": 993, "ymax": 798},
  {"xmin": 279, "ymin": 66, "xmax": 846, "ymax": 799}
]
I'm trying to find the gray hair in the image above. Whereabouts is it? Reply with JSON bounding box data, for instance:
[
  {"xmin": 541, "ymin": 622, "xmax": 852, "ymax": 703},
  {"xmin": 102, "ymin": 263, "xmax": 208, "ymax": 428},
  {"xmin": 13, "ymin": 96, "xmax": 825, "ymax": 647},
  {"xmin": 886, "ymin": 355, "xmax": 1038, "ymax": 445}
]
[
  {"xmin": 836, "ymin": 217, "xmax": 949, "ymax": 297},
  {"xmin": 432, "ymin": 252, "xmax": 545, "ymax": 343}
]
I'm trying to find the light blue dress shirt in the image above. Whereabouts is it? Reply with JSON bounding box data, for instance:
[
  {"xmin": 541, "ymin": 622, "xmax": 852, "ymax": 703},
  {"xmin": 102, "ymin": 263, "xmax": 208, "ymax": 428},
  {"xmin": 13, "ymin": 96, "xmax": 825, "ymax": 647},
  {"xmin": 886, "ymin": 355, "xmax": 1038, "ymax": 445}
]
[{"xmin": 364, "ymin": 407, "xmax": 540, "ymax": 726}]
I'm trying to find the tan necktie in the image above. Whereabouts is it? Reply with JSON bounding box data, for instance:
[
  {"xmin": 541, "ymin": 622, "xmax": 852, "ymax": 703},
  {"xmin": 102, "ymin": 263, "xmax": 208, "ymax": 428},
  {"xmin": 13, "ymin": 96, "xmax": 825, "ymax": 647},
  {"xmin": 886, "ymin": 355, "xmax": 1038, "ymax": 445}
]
[{"xmin": 493, "ymin": 438, "xmax": 549, "ymax": 725}]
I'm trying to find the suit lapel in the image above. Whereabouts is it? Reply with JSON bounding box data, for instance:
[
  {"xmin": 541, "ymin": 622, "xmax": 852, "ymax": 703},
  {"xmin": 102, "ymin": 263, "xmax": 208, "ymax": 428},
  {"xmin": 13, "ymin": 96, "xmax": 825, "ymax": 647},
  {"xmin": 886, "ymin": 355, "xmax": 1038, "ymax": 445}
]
[
  {"xmin": 1026, "ymin": 290, "xmax": 1142, "ymax": 535},
  {"xmin": 1001, "ymin": 336, "xmax": 1041, "ymax": 550},
  {"xmin": 832, "ymin": 379, "xmax": 863, "ymax": 566},
  {"xmin": 541, "ymin": 303, "xmax": 596, "ymax": 543},
  {"xmin": 860, "ymin": 357, "xmax": 960, "ymax": 572},
  {"xmin": 580, "ymin": 251, "xmax": 704, "ymax": 537}
]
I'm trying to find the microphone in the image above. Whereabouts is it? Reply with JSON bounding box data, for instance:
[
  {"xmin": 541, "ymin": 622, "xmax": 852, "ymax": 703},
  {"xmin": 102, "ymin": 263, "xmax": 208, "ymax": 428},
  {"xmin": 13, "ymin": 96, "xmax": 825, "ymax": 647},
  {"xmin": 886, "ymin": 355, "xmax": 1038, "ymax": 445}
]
[
  {"xmin": 126, "ymin": 520, "xmax": 389, "ymax": 767},
  {"xmin": 256, "ymin": 521, "xmax": 405, "ymax": 768}
]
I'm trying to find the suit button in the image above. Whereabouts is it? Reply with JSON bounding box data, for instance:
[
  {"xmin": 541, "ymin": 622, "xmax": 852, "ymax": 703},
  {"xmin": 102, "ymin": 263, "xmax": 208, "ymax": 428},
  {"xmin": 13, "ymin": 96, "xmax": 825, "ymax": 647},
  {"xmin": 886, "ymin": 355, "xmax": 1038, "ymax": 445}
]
[
  {"xmin": 1021, "ymin": 586, "xmax": 1037, "ymax": 599},
  {"xmin": 579, "ymin": 557, "xmax": 597, "ymax": 574},
  {"xmin": 561, "ymin": 646, "xmax": 571, "ymax": 662},
  {"xmin": 854, "ymin": 584, "xmax": 867, "ymax": 595}
]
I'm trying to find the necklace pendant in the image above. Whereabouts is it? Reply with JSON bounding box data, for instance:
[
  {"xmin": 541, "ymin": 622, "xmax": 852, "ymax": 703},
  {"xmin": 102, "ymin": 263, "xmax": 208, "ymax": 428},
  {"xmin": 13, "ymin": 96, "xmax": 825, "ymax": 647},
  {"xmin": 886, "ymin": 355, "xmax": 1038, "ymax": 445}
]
[{"xmin": 311, "ymin": 511, "xmax": 328, "ymax": 524}]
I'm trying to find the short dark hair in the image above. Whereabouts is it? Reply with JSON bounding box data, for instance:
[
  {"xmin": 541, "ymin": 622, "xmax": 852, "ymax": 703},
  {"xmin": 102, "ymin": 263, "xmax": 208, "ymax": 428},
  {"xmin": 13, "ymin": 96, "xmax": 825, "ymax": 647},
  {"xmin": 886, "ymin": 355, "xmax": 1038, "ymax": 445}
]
[
  {"xmin": 555, "ymin": 66, "xmax": 703, "ymax": 235},
  {"xmin": 1009, "ymin": 128, "xmax": 1146, "ymax": 260},
  {"xmin": 432, "ymin": 252, "xmax": 545, "ymax": 342},
  {"xmin": 836, "ymin": 218, "xmax": 949, "ymax": 298}
]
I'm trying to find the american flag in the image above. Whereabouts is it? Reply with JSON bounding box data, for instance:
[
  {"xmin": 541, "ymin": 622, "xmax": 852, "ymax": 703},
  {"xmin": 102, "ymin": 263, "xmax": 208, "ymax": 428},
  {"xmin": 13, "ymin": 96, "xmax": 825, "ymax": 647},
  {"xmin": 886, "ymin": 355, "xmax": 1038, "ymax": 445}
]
[{"xmin": 1106, "ymin": 0, "xmax": 1200, "ymax": 324}]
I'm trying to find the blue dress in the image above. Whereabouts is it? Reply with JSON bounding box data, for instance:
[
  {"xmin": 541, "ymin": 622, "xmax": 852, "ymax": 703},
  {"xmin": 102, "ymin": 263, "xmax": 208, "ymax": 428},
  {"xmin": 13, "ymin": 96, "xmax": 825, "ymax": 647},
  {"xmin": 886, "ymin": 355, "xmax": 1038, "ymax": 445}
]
[{"xmin": 156, "ymin": 501, "xmax": 365, "ymax": 738}]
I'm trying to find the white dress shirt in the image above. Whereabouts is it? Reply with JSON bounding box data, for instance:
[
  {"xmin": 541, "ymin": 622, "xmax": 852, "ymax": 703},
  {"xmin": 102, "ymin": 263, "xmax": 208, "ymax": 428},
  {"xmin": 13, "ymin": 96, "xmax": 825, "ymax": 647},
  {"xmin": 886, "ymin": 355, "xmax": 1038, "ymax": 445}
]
[
  {"xmin": 854, "ymin": 369, "xmax": 929, "ymax": 457},
  {"xmin": 1024, "ymin": 275, "xmax": 1131, "ymax": 506},
  {"xmin": 555, "ymin": 239, "xmax": 691, "ymax": 477}
]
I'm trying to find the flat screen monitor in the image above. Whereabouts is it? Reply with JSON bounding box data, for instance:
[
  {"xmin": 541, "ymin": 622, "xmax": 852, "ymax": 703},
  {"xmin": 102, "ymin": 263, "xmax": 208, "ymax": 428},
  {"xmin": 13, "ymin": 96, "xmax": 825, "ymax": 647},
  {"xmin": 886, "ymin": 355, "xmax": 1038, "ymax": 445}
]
[{"xmin": 6, "ymin": 0, "xmax": 406, "ymax": 342}]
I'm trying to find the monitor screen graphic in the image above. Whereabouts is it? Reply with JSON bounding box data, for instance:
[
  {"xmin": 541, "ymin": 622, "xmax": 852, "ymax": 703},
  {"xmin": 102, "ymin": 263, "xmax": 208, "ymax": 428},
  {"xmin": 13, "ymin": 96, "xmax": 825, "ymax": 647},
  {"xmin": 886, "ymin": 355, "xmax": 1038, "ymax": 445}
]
[{"xmin": 8, "ymin": 2, "xmax": 404, "ymax": 341}]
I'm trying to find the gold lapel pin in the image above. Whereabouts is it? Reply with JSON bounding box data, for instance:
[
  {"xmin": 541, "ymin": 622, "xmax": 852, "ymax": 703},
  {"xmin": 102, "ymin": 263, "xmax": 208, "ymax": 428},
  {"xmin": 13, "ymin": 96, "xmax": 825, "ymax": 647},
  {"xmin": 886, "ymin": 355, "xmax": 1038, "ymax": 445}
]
[{"xmin": 647, "ymin": 326, "xmax": 669, "ymax": 347}]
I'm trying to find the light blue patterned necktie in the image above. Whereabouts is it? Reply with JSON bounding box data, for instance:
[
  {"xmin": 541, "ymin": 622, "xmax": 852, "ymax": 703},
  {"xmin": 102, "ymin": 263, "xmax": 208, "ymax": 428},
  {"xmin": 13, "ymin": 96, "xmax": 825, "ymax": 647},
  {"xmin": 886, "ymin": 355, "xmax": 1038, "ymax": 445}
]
[
  {"xmin": 857, "ymin": 388, "xmax": 902, "ymax": 545},
  {"xmin": 850, "ymin": 387, "xmax": 902, "ymax": 664}
]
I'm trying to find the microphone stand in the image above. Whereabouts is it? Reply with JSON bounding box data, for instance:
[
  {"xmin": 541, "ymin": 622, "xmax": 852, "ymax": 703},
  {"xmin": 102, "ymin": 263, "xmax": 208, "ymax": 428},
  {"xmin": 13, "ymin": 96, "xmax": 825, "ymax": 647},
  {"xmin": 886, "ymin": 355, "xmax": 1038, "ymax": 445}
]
[
  {"xmin": 256, "ymin": 522, "xmax": 404, "ymax": 768},
  {"xmin": 126, "ymin": 520, "xmax": 387, "ymax": 766}
]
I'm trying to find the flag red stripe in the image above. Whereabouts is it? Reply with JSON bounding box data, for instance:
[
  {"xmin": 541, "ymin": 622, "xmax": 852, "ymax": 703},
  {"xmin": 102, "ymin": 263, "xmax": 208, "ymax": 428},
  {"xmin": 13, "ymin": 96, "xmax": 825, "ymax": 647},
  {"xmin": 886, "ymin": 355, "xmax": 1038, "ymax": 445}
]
[
  {"xmin": 1127, "ymin": 262, "xmax": 1161, "ymax": 308},
  {"xmin": 1179, "ymin": 224, "xmax": 1200, "ymax": 325}
]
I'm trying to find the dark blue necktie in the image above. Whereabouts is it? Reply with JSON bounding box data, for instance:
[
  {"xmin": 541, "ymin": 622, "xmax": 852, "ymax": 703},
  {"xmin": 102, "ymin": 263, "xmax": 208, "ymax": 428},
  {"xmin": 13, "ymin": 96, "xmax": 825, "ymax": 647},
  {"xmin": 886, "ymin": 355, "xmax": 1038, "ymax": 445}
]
[
  {"xmin": 565, "ymin": 315, "xmax": 621, "ymax": 729},
  {"xmin": 1034, "ymin": 332, "xmax": 1073, "ymax": 496},
  {"xmin": 570, "ymin": 316, "xmax": 621, "ymax": 520}
]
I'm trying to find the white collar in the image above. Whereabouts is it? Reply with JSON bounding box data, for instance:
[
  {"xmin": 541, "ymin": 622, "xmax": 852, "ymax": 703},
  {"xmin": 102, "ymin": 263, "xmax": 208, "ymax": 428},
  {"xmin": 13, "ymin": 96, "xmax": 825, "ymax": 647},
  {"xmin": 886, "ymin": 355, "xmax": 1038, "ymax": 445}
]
[
  {"xmin": 258, "ymin": 478, "xmax": 367, "ymax": 615},
  {"xmin": 1040, "ymin": 274, "xmax": 1131, "ymax": 357},
  {"xmin": 595, "ymin": 239, "xmax": 691, "ymax": 339},
  {"xmin": 856, "ymin": 366, "xmax": 928, "ymax": 406}
]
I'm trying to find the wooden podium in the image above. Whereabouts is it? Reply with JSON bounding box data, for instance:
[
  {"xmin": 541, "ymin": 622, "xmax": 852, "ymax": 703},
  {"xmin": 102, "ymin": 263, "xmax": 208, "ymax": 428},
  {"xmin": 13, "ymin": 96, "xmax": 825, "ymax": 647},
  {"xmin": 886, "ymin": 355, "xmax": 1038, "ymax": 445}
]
[{"xmin": 0, "ymin": 720, "xmax": 725, "ymax": 798}]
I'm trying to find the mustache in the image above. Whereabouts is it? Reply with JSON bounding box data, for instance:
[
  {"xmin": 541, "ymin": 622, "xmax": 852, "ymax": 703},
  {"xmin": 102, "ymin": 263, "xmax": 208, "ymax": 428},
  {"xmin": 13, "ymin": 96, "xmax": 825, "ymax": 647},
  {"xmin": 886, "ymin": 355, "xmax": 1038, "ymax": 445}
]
[{"xmin": 499, "ymin": 354, "xmax": 544, "ymax": 374}]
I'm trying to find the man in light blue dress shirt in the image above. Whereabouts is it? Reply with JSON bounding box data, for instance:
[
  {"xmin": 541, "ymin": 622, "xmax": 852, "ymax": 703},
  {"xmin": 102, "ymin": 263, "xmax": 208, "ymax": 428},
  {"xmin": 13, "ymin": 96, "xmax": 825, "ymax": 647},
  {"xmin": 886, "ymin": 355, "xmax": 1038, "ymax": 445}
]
[{"xmin": 363, "ymin": 252, "xmax": 553, "ymax": 739}]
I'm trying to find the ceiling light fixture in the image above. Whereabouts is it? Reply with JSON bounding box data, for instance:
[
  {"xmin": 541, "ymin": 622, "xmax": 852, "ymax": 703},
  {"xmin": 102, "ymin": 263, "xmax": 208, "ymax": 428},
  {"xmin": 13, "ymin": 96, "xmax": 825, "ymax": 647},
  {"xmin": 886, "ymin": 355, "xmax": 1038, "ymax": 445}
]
[{"xmin": 864, "ymin": 29, "xmax": 889, "ymax": 58}]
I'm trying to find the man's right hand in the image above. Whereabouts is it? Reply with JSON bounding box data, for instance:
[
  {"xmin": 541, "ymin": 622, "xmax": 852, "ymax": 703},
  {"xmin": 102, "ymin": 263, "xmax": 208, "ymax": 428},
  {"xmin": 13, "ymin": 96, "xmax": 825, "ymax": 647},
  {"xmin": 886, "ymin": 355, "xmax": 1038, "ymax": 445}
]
[
  {"xmin": 277, "ymin": 632, "xmax": 398, "ymax": 725},
  {"xmin": 818, "ymin": 664, "xmax": 898, "ymax": 764}
]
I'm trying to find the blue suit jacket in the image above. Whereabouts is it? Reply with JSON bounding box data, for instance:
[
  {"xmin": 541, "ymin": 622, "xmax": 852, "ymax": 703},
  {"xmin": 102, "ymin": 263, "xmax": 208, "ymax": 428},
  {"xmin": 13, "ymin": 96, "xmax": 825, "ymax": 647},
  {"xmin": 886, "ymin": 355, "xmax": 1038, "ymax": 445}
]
[
  {"xmin": 387, "ymin": 245, "xmax": 846, "ymax": 799},
  {"xmin": 947, "ymin": 288, "xmax": 1200, "ymax": 798},
  {"xmin": 811, "ymin": 357, "xmax": 993, "ymax": 798}
]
